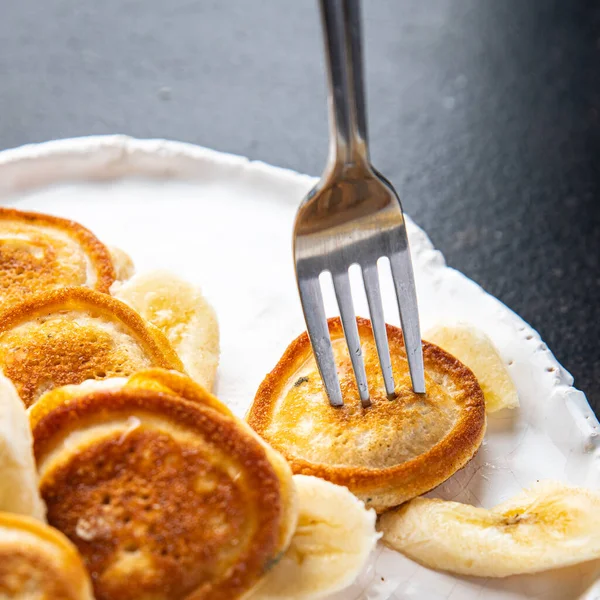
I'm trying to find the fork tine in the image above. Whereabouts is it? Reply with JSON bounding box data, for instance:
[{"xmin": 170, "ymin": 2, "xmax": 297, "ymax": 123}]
[
  {"xmin": 390, "ymin": 248, "xmax": 426, "ymax": 394},
  {"xmin": 362, "ymin": 263, "xmax": 395, "ymax": 397},
  {"xmin": 297, "ymin": 275, "xmax": 344, "ymax": 407},
  {"xmin": 332, "ymin": 270, "xmax": 371, "ymax": 407}
]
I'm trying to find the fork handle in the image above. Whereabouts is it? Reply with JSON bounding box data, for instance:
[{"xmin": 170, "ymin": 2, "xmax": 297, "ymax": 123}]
[{"xmin": 319, "ymin": 0, "xmax": 370, "ymax": 171}]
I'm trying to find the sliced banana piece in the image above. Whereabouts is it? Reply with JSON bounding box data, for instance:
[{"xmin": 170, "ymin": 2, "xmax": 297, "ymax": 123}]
[
  {"xmin": 108, "ymin": 246, "xmax": 135, "ymax": 283},
  {"xmin": 251, "ymin": 475, "xmax": 379, "ymax": 600},
  {"xmin": 113, "ymin": 270, "xmax": 220, "ymax": 390},
  {"xmin": 379, "ymin": 480, "xmax": 600, "ymax": 578},
  {"xmin": 425, "ymin": 322, "xmax": 519, "ymax": 412},
  {"xmin": 0, "ymin": 374, "xmax": 46, "ymax": 521}
]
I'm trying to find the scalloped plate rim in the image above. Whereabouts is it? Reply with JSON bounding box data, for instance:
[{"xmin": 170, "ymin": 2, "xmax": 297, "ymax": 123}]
[{"xmin": 0, "ymin": 135, "xmax": 598, "ymax": 600}]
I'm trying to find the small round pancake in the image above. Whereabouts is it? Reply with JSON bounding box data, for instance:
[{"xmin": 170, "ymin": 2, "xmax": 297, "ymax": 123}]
[
  {"xmin": 31, "ymin": 384, "xmax": 288, "ymax": 600},
  {"xmin": 30, "ymin": 371, "xmax": 298, "ymax": 585},
  {"xmin": 247, "ymin": 317, "xmax": 486, "ymax": 512},
  {"xmin": 0, "ymin": 207, "xmax": 116, "ymax": 312},
  {"xmin": 108, "ymin": 246, "xmax": 136, "ymax": 283},
  {"xmin": 0, "ymin": 287, "xmax": 183, "ymax": 408},
  {"xmin": 0, "ymin": 511, "xmax": 93, "ymax": 599}
]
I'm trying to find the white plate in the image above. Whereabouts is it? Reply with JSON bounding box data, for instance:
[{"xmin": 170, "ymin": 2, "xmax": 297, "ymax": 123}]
[{"xmin": 1, "ymin": 136, "xmax": 598, "ymax": 600}]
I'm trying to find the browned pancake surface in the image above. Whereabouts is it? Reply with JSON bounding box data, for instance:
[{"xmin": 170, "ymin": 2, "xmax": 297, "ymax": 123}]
[
  {"xmin": 0, "ymin": 207, "xmax": 115, "ymax": 312},
  {"xmin": 0, "ymin": 549, "xmax": 77, "ymax": 599},
  {"xmin": 248, "ymin": 317, "xmax": 486, "ymax": 511},
  {"xmin": 33, "ymin": 390, "xmax": 283, "ymax": 600},
  {"xmin": 0, "ymin": 287, "xmax": 183, "ymax": 407},
  {"xmin": 0, "ymin": 512, "xmax": 93, "ymax": 600}
]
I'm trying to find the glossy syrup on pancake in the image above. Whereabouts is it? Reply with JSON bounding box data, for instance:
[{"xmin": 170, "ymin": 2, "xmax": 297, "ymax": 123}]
[
  {"xmin": 31, "ymin": 386, "xmax": 286, "ymax": 600},
  {"xmin": 0, "ymin": 512, "xmax": 94, "ymax": 599},
  {"xmin": 0, "ymin": 287, "xmax": 183, "ymax": 408},
  {"xmin": 248, "ymin": 317, "xmax": 486, "ymax": 512},
  {"xmin": 0, "ymin": 207, "xmax": 116, "ymax": 312}
]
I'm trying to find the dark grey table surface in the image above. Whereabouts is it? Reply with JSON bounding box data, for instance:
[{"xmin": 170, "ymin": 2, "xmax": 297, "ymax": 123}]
[{"xmin": 1, "ymin": 1, "xmax": 598, "ymax": 413}]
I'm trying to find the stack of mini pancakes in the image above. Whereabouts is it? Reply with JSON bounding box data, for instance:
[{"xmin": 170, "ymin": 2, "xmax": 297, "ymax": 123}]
[
  {"xmin": 1, "ymin": 207, "xmax": 598, "ymax": 599},
  {"xmin": 0, "ymin": 208, "xmax": 378, "ymax": 600}
]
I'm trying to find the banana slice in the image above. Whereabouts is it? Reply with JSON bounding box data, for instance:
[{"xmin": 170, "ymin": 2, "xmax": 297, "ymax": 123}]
[
  {"xmin": 379, "ymin": 480, "xmax": 600, "ymax": 577},
  {"xmin": 425, "ymin": 322, "xmax": 519, "ymax": 412},
  {"xmin": 108, "ymin": 246, "xmax": 135, "ymax": 283},
  {"xmin": 113, "ymin": 270, "xmax": 220, "ymax": 390},
  {"xmin": 0, "ymin": 374, "xmax": 45, "ymax": 521},
  {"xmin": 251, "ymin": 475, "xmax": 379, "ymax": 600}
]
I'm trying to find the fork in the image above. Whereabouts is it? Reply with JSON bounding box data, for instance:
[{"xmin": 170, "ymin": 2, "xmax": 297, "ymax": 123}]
[{"xmin": 293, "ymin": 0, "xmax": 425, "ymax": 408}]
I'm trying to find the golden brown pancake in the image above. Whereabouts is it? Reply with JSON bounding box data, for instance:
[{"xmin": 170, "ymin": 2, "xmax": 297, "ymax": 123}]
[
  {"xmin": 30, "ymin": 375, "xmax": 296, "ymax": 600},
  {"xmin": 0, "ymin": 287, "xmax": 183, "ymax": 408},
  {"xmin": 247, "ymin": 317, "xmax": 486, "ymax": 512},
  {"xmin": 0, "ymin": 511, "xmax": 94, "ymax": 599},
  {"xmin": 0, "ymin": 207, "xmax": 116, "ymax": 312},
  {"xmin": 30, "ymin": 371, "xmax": 298, "ymax": 583}
]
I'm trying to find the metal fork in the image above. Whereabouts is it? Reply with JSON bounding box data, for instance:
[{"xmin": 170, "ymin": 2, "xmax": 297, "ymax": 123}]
[{"xmin": 293, "ymin": 0, "xmax": 425, "ymax": 408}]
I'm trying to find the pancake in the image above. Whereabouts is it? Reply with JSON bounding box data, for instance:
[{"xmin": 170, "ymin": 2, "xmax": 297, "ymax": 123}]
[
  {"xmin": 31, "ymin": 369, "xmax": 298, "ymax": 560},
  {"xmin": 0, "ymin": 511, "xmax": 93, "ymax": 599},
  {"xmin": 30, "ymin": 375, "xmax": 296, "ymax": 600},
  {"xmin": 0, "ymin": 207, "xmax": 117, "ymax": 312},
  {"xmin": 0, "ymin": 287, "xmax": 184, "ymax": 408},
  {"xmin": 247, "ymin": 317, "xmax": 486, "ymax": 512}
]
